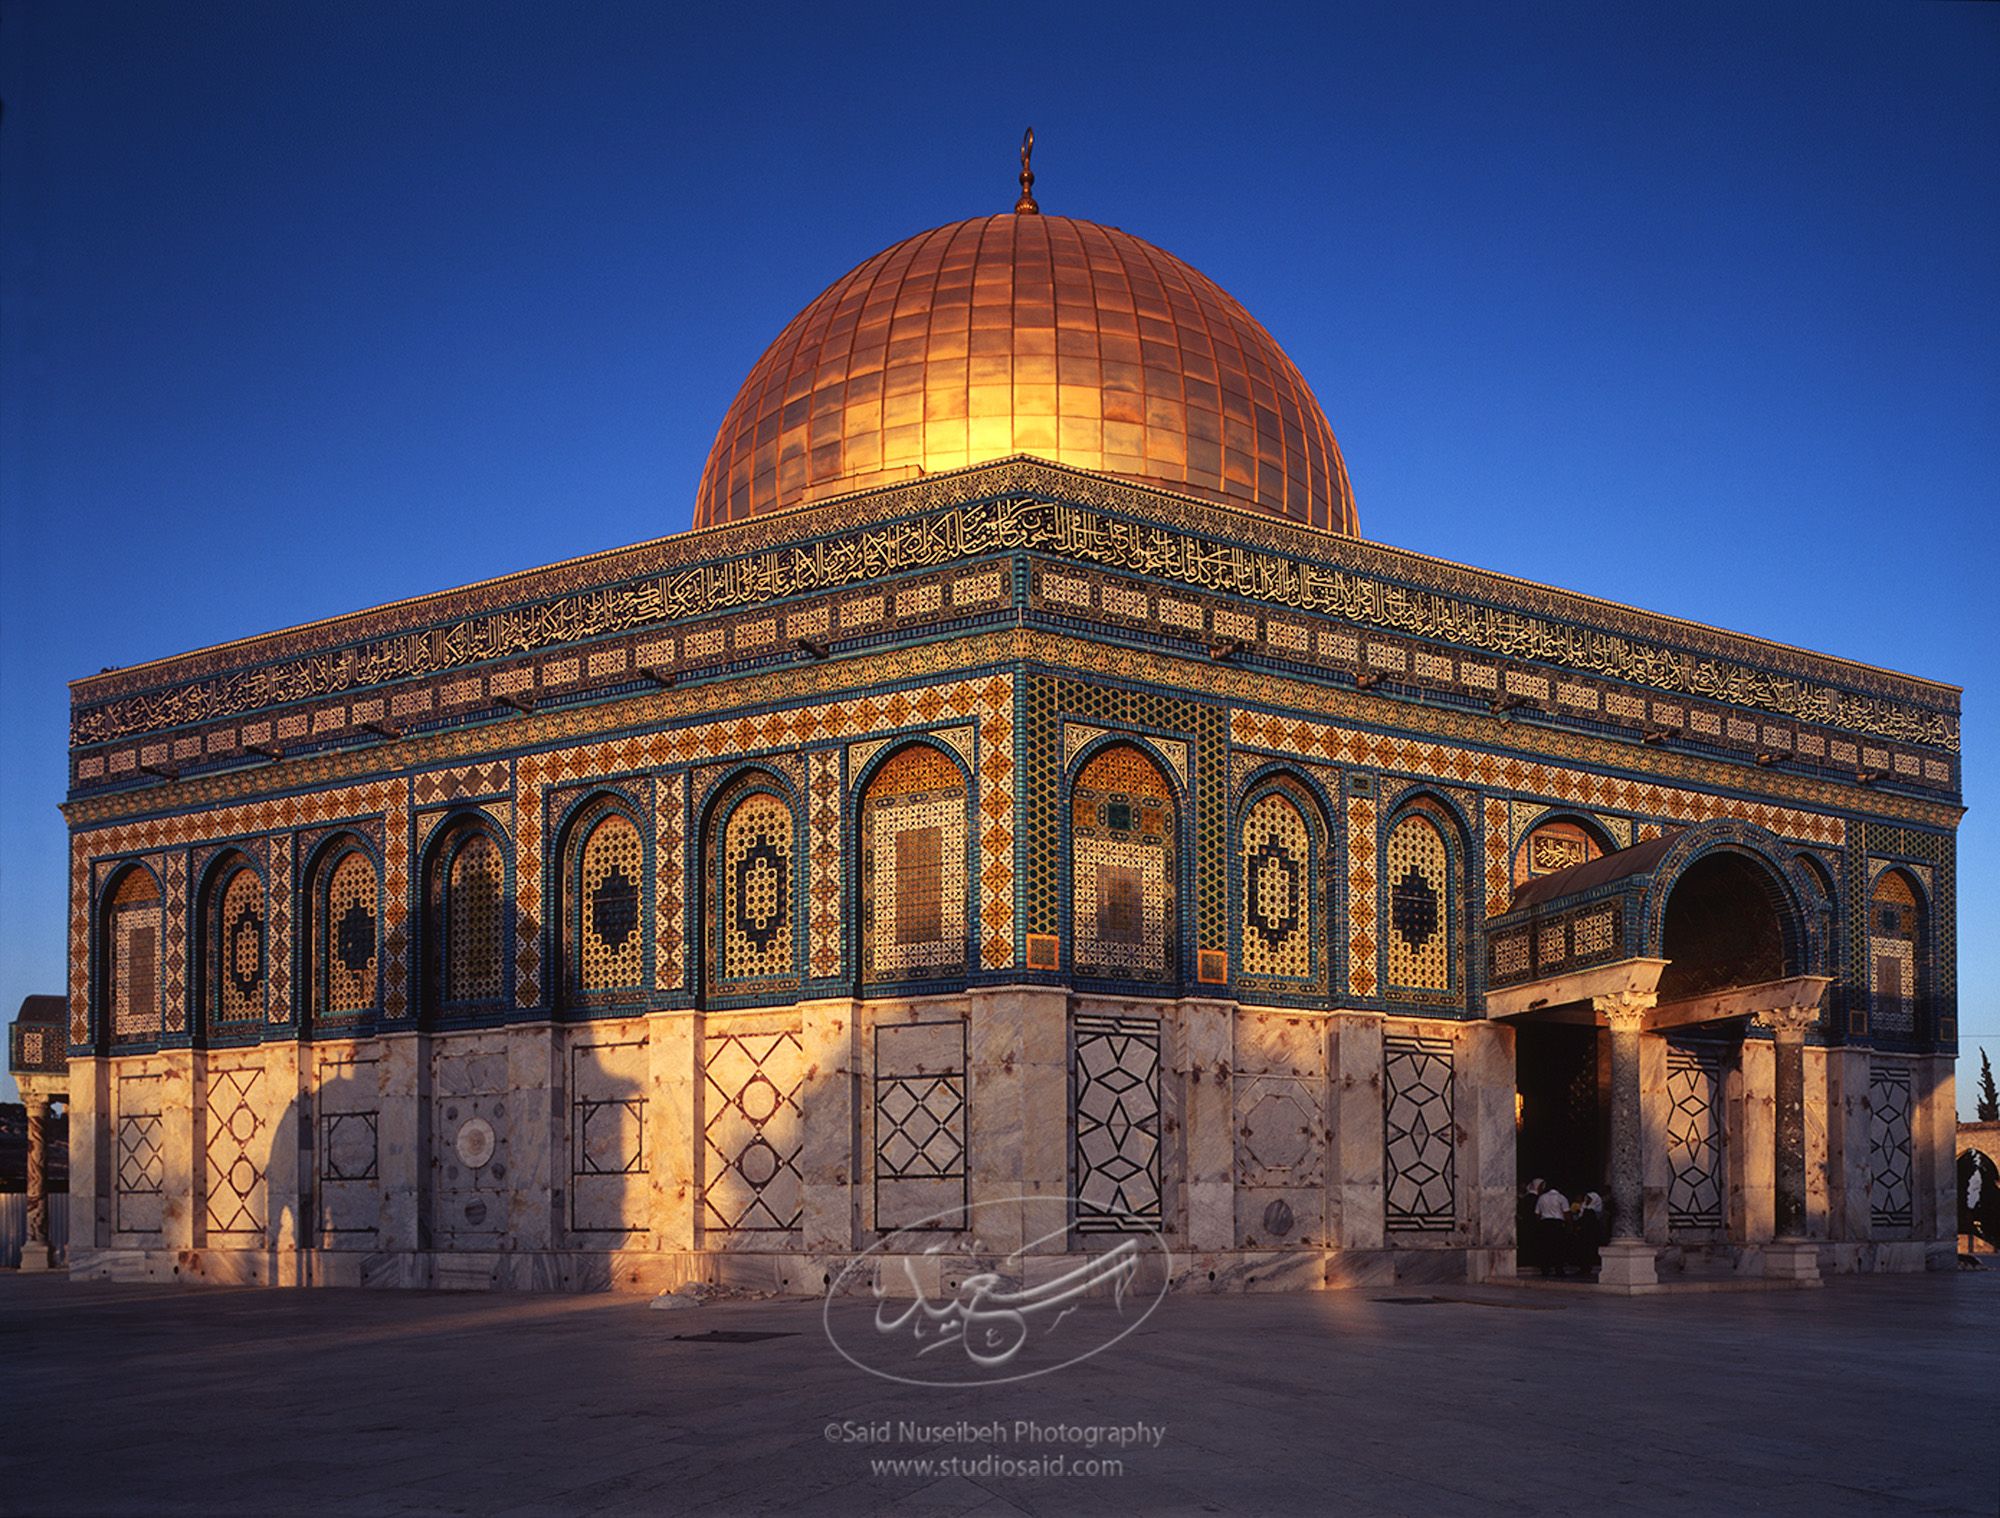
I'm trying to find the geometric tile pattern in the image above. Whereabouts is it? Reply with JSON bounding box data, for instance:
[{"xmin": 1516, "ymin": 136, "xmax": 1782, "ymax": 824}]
[
  {"xmin": 514, "ymin": 771, "xmax": 546, "ymax": 1008},
  {"xmin": 701, "ymin": 1027, "xmax": 805, "ymax": 1233},
  {"xmin": 717, "ymin": 791, "xmax": 796, "ymax": 986},
  {"xmin": 1071, "ymin": 746, "xmax": 1175, "ymax": 983},
  {"xmin": 1231, "ymin": 709, "xmax": 1847, "ymax": 849},
  {"xmin": 203, "ymin": 1063, "xmax": 266, "ymax": 1237},
  {"xmin": 163, "ymin": 852, "xmax": 188, "ymax": 1035},
  {"xmin": 211, "ymin": 865, "xmax": 266, "ymax": 1027},
  {"xmin": 266, "ymin": 833, "xmax": 292, "ymax": 1024},
  {"xmin": 1868, "ymin": 869, "xmax": 1920, "ymax": 1036},
  {"xmin": 861, "ymin": 746, "xmax": 966, "ymax": 984},
  {"xmin": 1483, "ymin": 797, "xmax": 1512, "ymax": 918},
  {"xmin": 807, "ymin": 748, "xmax": 844, "ymax": 979},
  {"xmin": 1386, "ymin": 811, "xmax": 1451, "ymax": 993},
  {"xmin": 321, "ymin": 848, "xmax": 380, "ymax": 1017},
  {"xmin": 574, "ymin": 808, "xmax": 644, "ymax": 993},
  {"xmin": 1383, "ymin": 1032, "xmax": 1455, "ymax": 1232},
  {"xmin": 511, "ymin": 672, "xmax": 1016, "ymax": 972},
  {"xmin": 1239, "ymin": 790, "xmax": 1317, "ymax": 983},
  {"xmin": 443, "ymin": 831, "xmax": 506, "ymax": 1005},
  {"xmin": 69, "ymin": 777, "xmax": 413, "ymax": 1038},
  {"xmin": 413, "ymin": 761, "xmax": 510, "ymax": 806},
  {"xmin": 655, "ymin": 772, "xmax": 686, "ymax": 991},
  {"xmin": 1869, "ymin": 1063, "xmax": 1914, "ymax": 1232},
  {"xmin": 1665, "ymin": 1044, "xmax": 1725, "ymax": 1232},
  {"xmin": 1073, "ymin": 1013, "xmax": 1162, "ymax": 1232},
  {"xmin": 1345, "ymin": 796, "xmax": 1378, "ymax": 998},
  {"xmin": 108, "ymin": 868, "xmax": 164, "ymax": 1043}
]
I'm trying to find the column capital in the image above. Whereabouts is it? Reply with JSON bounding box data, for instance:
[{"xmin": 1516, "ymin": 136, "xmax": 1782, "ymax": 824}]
[
  {"xmin": 1753, "ymin": 1003, "xmax": 1820, "ymax": 1040},
  {"xmin": 1592, "ymin": 990, "xmax": 1657, "ymax": 1029}
]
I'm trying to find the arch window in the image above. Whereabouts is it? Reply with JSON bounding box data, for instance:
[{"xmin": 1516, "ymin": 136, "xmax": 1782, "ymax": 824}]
[
  {"xmin": 860, "ymin": 745, "xmax": 967, "ymax": 986},
  {"xmin": 710, "ymin": 784, "xmax": 798, "ymax": 992},
  {"xmin": 427, "ymin": 825, "xmax": 507, "ymax": 1013},
  {"xmin": 1070, "ymin": 746, "xmax": 1176, "ymax": 984},
  {"xmin": 567, "ymin": 806, "xmax": 646, "ymax": 1000},
  {"xmin": 313, "ymin": 846, "xmax": 380, "ymax": 1023},
  {"xmin": 1387, "ymin": 808, "xmax": 1456, "ymax": 994},
  {"xmin": 207, "ymin": 863, "xmax": 267, "ymax": 1032},
  {"xmin": 1238, "ymin": 784, "xmax": 1324, "ymax": 991},
  {"xmin": 1868, "ymin": 870, "xmax": 1923, "ymax": 1036},
  {"xmin": 104, "ymin": 868, "xmax": 164, "ymax": 1045}
]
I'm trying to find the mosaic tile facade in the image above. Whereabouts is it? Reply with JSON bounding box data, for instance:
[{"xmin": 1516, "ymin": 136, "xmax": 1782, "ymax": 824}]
[
  {"xmin": 1071, "ymin": 746, "xmax": 1176, "ymax": 983},
  {"xmin": 1237, "ymin": 787, "xmax": 1321, "ymax": 989},
  {"xmin": 807, "ymin": 749, "xmax": 845, "ymax": 980},
  {"xmin": 1868, "ymin": 870, "xmax": 1920, "ymax": 1037},
  {"xmin": 438, "ymin": 829, "xmax": 506, "ymax": 1008},
  {"xmin": 715, "ymin": 788, "xmax": 798, "ymax": 991},
  {"xmin": 316, "ymin": 846, "xmax": 380, "ymax": 1022},
  {"xmin": 1383, "ymin": 1032, "xmax": 1455, "ymax": 1232},
  {"xmin": 1386, "ymin": 810, "xmax": 1453, "ymax": 995},
  {"xmin": 1665, "ymin": 1043, "xmax": 1725, "ymax": 1232},
  {"xmin": 210, "ymin": 864, "xmax": 266, "ymax": 1029},
  {"xmin": 571, "ymin": 807, "xmax": 645, "ymax": 997},
  {"xmin": 107, "ymin": 869, "xmax": 163, "ymax": 1044},
  {"xmin": 655, "ymin": 772, "xmax": 687, "ymax": 992},
  {"xmin": 1073, "ymin": 1013, "xmax": 1162, "ymax": 1233},
  {"xmin": 860, "ymin": 746, "xmax": 967, "ymax": 985},
  {"xmin": 1345, "ymin": 796, "xmax": 1378, "ymax": 999},
  {"xmin": 1232, "ymin": 709, "xmax": 1849, "ymax": 850}
]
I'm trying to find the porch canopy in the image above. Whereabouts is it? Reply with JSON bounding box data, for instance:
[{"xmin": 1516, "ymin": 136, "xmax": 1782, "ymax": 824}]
[{"xmin": 1482, "ymin": 821, "xmax": 1831, "ymax": 1032}]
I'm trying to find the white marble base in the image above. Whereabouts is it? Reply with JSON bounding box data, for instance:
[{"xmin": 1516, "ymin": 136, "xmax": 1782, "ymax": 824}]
[
  {"xmin": 1595, "ymin": 1239, "xmax": 1660, "ymax": 1293},
  {"xmin": 1762, "ymin": 1239, "xmax": 1825, "ymax": 1284}
]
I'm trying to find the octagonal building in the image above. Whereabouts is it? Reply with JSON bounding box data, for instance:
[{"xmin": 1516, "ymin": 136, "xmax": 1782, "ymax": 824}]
[{"xmin": 47, "ymin": 189, "xmax": 1964, "ymax": 1294}]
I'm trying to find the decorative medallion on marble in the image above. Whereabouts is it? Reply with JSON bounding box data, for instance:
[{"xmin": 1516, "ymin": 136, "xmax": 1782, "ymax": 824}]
[
  {"xmin": 1073, "ymin": 1013, "xmax": 1162, "ymax": 1233},
  {"xmin": 1665, "ymin": 1044, "xmax": 1724, "ymax": 1232},
  {"xmin": 1383, "ymin": 1032, "xmax": 1455, "ymax": 1233},
  {"xmin": 203, "ymin": 1063, "xmax": 267, "ymax": 1238},
  {"xmin": 873, "ymin": 1020, "xmax": 968, "ymax": 1231},
  {"xmin": 702, "ymin": 1026, "xmax": 805, "ymax": 1233},
  {"xmin": 1868, "ymin": 1063, "xmax": 1914, "ymax": 1232}
]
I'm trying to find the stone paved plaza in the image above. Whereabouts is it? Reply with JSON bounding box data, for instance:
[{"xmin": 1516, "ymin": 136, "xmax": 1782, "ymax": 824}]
[{"xmin": 3, "ymin": 1271, "xmax": 1995, "ymax": 1516}]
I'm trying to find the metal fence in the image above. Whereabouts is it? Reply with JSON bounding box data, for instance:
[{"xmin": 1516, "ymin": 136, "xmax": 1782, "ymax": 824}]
[{"xmin": 0, "ymin": 1193, "xmax": 70, "ymax": 1268}]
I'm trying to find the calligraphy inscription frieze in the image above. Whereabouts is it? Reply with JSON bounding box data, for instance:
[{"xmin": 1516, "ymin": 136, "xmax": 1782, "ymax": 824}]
[{"xmin": 71, "ymin": 491, "xmax": 1958, "ymax": 754}]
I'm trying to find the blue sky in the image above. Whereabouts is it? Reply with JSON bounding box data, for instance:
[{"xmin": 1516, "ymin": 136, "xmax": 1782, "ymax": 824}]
[{"xmin": 2, "ymin": 2, "xmax": 1994, "ymax": 1111}]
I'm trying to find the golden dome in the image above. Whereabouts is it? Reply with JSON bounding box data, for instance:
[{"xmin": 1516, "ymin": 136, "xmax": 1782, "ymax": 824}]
[{"xmin": 693, "ymin": 213, "xmax": 1358, "ymax": 534}]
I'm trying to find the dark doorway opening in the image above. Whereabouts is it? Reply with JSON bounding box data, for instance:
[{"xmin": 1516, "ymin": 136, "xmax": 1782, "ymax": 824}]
[{"xmin": 1516, "ymin": 1022, "xmax": 1603, "ymax": 1203}]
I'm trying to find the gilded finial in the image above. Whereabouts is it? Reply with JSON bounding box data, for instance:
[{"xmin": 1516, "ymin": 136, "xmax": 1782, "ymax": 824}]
[{"xmin": 1015, "ymin": 127, "xmax": 1039, "ymax": 214}]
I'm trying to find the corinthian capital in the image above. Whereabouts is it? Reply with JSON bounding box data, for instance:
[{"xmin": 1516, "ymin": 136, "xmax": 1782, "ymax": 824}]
[
  {"xmin": 1754, "ymin": 1003, "xmax": 1820, "ymax": 1039},
  {"xmin": 1592, "ymin": 990, "xmax": 1657, "ymax": 1029}
]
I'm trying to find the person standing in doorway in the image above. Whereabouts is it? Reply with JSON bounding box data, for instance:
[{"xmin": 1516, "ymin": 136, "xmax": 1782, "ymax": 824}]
[{"xmin": 1533, "ymin": 1181, "xmax": 1570, "ymax": 1278}]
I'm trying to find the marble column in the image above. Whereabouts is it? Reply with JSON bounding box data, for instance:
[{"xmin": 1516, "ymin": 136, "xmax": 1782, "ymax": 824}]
[
  {"xmin": 1755, "ymin": 1002, "xmax": 1822, "ymax": 1281},
  {"xmin": 1593, "ymin": 991, "xmax": 1656, "ymax": 1288},
  {"xmin": 19, "ymin": 1095, "xmax": 55, "ymax": 1271}
]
